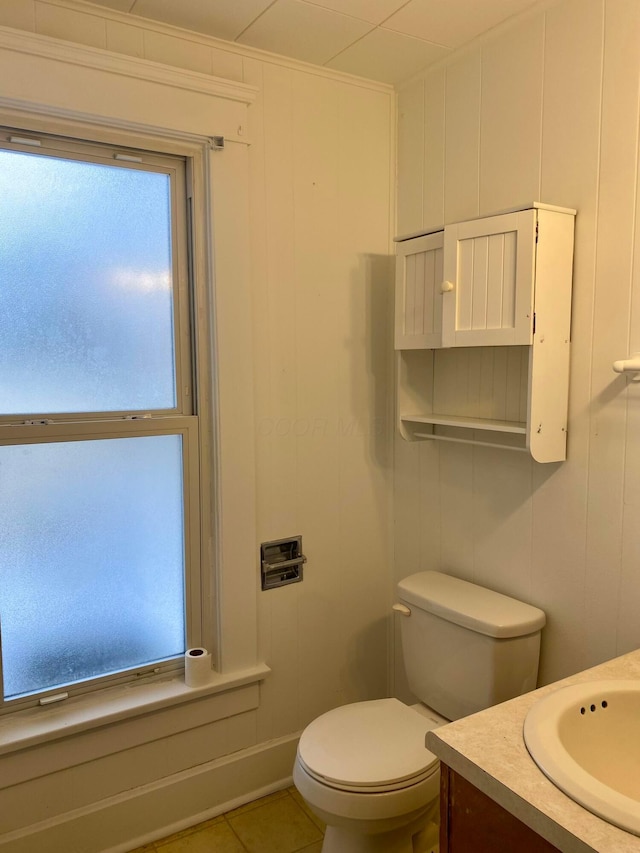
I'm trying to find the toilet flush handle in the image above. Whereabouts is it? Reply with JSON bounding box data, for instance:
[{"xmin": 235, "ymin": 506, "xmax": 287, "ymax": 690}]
[{"xmin": 392, "ymin": 603, "xmax": 411, "ymax": 617}]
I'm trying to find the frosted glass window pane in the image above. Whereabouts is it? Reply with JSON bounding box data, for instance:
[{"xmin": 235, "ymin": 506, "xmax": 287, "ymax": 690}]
[
  {"xmin": 0, "ymin": 436, "xmax": 185, "ymax": 699},
  {"xmin": 0, "ymin": 149, "xmax": 176, "ymax": 414}
]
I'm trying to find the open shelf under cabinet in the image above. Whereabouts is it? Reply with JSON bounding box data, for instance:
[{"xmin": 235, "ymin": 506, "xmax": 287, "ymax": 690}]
[{"xmin": 397, "ymin": 345, "xmax": 568, "ymax": 461}]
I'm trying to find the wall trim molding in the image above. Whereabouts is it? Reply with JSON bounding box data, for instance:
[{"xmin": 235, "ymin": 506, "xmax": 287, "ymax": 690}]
[
  {"xmin": 0, "ymin": 24, "xmax": 258, "ymax": 104},
  {"xmin": 37, "ymin": 0, "xmax": 393, "ymax": 94},
  {"xmin": 0, "ymin": 55, "xmax": 261, "ymax": 840},
  {"xmin": 0, "ymin": 733, "xmax": 300, "ymax": 853},
  {"xmin": 0, "ymin": 95, "xmax": 235, "ymax": 146}
]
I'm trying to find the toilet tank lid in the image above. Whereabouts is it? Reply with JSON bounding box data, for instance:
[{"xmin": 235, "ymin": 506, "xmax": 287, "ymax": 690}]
[{"xmin": 397, "ymin": 572, "xmax": 546, "ymax": 638}]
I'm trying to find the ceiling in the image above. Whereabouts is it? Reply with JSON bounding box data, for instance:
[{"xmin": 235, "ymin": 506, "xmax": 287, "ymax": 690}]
[{"xmin": 85, "ymin": 0, "xmax": 542, "ymax": 85}]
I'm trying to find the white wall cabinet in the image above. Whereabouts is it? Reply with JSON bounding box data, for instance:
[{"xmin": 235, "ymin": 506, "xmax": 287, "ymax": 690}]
[{"xmin": 395, "ymin": 204, "xmax": 575, "ymax": 463}]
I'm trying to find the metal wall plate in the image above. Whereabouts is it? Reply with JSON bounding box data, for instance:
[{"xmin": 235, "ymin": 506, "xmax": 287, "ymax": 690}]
[{"xmin": 261, "ymin": 536, "xmax": 306, "ymax": 590}]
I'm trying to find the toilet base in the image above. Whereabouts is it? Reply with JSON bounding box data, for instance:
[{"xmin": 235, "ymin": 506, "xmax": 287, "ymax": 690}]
[{"xmin": 320, "ymin": 812, "xmax": 439, "ymax": 853}]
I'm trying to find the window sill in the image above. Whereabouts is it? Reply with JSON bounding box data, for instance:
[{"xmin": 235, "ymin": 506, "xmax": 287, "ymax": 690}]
[{"xmin": 0, "ymin": 663, "xmax": 271, "ymax": 756}]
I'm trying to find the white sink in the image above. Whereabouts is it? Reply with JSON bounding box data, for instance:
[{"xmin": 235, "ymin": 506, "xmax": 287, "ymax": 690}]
[{"xmin": 523, "ymin": 679, "xmax": 640, "ymax": 836}]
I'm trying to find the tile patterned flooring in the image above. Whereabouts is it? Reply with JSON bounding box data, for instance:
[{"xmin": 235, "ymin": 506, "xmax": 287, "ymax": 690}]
[{"xmin": 129, "ymin": 787, "xmax": 325, "ymax": 853}]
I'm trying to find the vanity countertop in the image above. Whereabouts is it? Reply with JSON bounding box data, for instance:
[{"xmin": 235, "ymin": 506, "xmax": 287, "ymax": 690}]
[{"xmin": 426, "ymin": 648, "xmax": 640, "ymax": 853}]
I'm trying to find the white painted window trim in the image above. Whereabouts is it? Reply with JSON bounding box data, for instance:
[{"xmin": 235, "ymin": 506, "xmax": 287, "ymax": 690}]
[
  {"xmin": 0, "ymin": 24, "xmax": 258, "ymax": 109},
  {"xmin": 0, "ymin": 664, "xmax": 271, "ymax": 759},
  {"xmin": 0, "ymin": 26, "xmax": 265, "ymax": 752}
]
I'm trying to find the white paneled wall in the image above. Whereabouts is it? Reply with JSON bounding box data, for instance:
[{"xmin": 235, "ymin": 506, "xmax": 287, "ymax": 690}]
[
  {"xmin": 247, "ymin": 59, "xmax": 394, "ymax": 739},
  {"xmin": 0, "ymin": 1, "xmax": 394, "ymax": 847},
  {"xmin": 395, "ymin": 0, "xmax": 640, "ymax": 690}
]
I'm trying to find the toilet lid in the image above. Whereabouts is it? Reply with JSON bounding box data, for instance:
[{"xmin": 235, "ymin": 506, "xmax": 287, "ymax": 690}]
[{"xmin": 297, "ymin": 698, "xmax": 438, "ymax": 790}]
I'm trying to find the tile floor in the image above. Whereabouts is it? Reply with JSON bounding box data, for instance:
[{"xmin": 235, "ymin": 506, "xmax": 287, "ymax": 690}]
[{"xmin": 129, "ymin": 787, "xmax": 325, "ymax": 853}]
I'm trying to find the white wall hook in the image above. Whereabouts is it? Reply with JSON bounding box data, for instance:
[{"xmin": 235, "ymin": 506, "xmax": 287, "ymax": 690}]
[{"xmin": 613, "ymin": 353, "xmax": 640, "ymax": 381}]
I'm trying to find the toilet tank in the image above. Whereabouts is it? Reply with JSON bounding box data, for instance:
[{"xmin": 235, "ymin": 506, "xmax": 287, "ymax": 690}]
[{"xmin": 396, "ymin": 572, "xmax": 546, "ymax": 721}]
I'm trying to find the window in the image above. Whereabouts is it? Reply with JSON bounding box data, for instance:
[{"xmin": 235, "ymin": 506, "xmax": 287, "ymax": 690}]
[{"xmin": 0, "ymin": 129, "xmax": 201, "ymax": 710}]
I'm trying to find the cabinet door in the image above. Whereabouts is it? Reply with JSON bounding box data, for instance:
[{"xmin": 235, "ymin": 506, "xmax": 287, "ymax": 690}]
[
  {"xmin": 440, "ymin": 766, "xmax": 562, "ymax": 853},
  {"xmin": 442, "ymin": 210, "xmax": 536, "ymax": 348},
  {"xmin": 395, "ymin": 231, "xmax": 444, "ymax": 349}
]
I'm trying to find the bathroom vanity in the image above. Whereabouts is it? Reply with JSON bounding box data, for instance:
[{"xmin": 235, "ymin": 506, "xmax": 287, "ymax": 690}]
[
  {"xmin": 439, "ymin": 765, "xmax": 560, "ymax": 852},
  {"xmin": 427, "ymin": 649, "xmax": 640, "ymax": 853}
]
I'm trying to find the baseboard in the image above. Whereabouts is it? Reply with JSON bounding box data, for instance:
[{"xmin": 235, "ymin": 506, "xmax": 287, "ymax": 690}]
[{"xmin": 0, "ymin": 732, "xmax": 301, "ymax": 853}]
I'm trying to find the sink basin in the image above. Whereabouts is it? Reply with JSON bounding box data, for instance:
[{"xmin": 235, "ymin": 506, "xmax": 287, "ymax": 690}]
[{"xmin": 523, "ymin": 679, "xmax": 640, "ymax": 835}]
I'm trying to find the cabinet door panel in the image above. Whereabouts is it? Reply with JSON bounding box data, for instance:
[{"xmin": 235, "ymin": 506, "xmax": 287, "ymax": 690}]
[
  {"xmin": 395, "ymin": 231, "xmax": 444, "ymax": 349},
  {"xmin": 441, "ymin": 766, "xmax": 562, "ymax": 853},
  {"xmin": 443, "ymin": 210, "xmax": 535, "ymax": 347}
]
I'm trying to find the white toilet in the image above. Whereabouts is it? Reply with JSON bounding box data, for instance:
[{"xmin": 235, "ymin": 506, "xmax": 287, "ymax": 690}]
[{"xmin": 293, "ymin": 571, "xmax": 546, "ymax": 853}]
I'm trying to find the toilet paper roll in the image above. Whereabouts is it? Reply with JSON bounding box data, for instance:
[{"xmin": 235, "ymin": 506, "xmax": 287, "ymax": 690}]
[{"xmin": 184, "ymin": 647, "xmax": 212, "ymax": 687}]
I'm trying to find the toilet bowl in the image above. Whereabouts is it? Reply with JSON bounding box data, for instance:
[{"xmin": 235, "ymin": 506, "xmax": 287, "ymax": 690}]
[
  {"xmin": 293, "ymin": 698, "xmax": 441, "ymax": 853},
  {"xmin": 293, "ymin": 571, "xmax": 547, "ymax": 853}
]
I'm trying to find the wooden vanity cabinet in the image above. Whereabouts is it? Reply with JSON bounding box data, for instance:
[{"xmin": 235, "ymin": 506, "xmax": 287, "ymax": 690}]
[{"xmin": 440, "ymin": 764, "xmax": 561, "ymax": 853}]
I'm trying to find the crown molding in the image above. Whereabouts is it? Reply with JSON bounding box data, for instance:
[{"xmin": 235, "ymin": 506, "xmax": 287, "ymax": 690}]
[
  {"xmin": 0, "ymin": 24, "xmax": 258, "ymax": 104},
  {"xmin": 46, "ymin": 0, "xmax": 394, "ymax": 95}
]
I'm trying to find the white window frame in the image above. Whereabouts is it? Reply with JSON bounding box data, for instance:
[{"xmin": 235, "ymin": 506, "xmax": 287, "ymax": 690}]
[
  {"xmin": 0, "ymin": 25, "xmax": 265, "ymax": 753},
  {"xmin": 0, "ymin": 128, "xmax": 207, "ymax": 713}
]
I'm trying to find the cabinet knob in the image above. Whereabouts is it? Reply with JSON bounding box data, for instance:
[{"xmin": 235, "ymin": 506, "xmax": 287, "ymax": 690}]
[{"xmin": 441, "ymin": 280, "xmax": 455, "ymax": 293}]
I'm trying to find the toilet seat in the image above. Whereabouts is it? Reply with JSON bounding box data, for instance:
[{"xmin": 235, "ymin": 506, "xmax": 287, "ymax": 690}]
[{"xmin": 297, "ymin": 698, "xmax": 439, "ymax": 794}]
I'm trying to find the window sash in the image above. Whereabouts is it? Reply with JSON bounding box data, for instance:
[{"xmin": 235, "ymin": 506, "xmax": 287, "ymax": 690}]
[
  {"xmin": 0, "ymin": 128, "xmax": 202, "ymax": 712},
  {"xmin": 0, "ymin": 416, "xmax": 202, "ymax": 714},
  {"xmin": 0, "ymin": 129, "xmax": 193, "ymax": 423}
]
